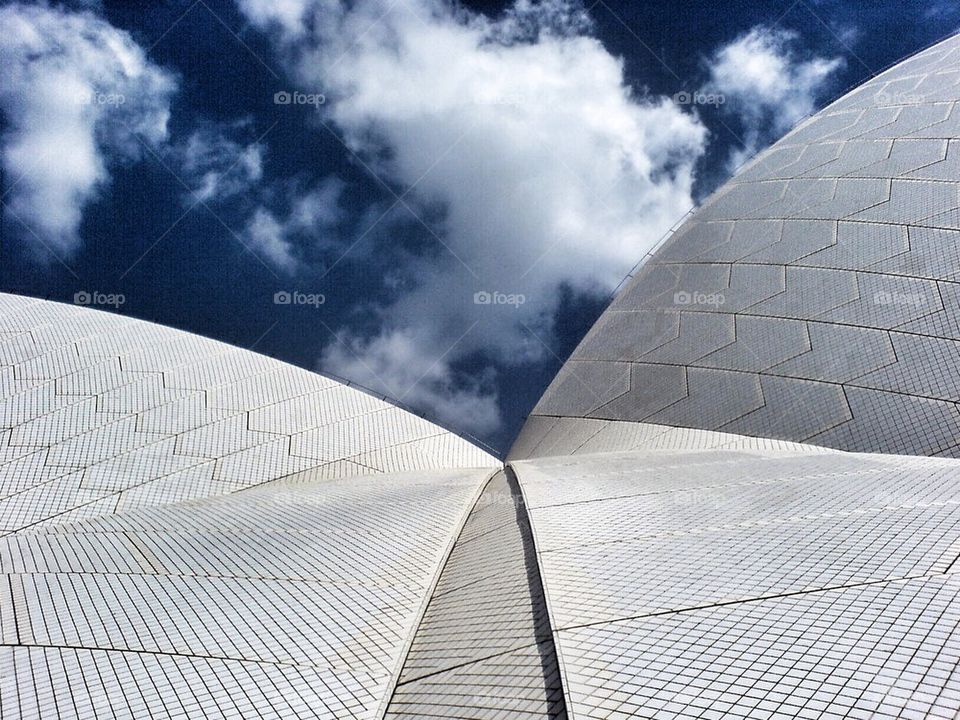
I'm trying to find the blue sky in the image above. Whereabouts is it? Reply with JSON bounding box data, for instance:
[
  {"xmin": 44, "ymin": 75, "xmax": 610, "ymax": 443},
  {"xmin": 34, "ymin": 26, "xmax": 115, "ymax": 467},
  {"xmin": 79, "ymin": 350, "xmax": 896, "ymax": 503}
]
[{"xmin": 1, "ymin": 0, "xmax": 958, "ymax": 453}]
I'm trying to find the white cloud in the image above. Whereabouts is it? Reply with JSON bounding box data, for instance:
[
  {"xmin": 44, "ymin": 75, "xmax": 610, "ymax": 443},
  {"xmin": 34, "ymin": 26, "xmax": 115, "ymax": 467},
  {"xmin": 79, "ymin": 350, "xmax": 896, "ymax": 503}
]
[
  {"xmin": 325, "ymin": 327, "xmax": 501, "ymax": 436},
  {"xmin": 706, "ymin": 26, "xmax": 843, "ymax": 169},
  {"xmin": 175, "ymin": 122, "xmax": 347, "ymax": 274},
  {"xmin": 0, "ymin": 3, "xmax": 176, "ymax": 256},
  {"xmin": 245, "ymin": 207, "xmax": 300, "ymax": 274},
  {"xmin": 241, "ymin": 178, "xmax": 346, "ymax": 274},
  {"xmin": 181, "ymin": 128, "xmax": 264, "ymax": 203},
  {"xmin": 241, "ymin": 0, "xmax": 708, "ymax": 435},
  {"xmin": 286, "ymin": 180, "xmax": 345, "ymax": 230},
  {"xmin": 237, "ymin": 0, "xmax": 311, "ymax": 40}
]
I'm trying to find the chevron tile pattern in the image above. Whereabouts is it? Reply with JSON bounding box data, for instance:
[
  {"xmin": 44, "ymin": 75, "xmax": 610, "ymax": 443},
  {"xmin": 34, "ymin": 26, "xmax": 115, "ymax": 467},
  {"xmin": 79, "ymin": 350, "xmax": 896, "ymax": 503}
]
[
  {"xmin": 0, "ymin": 294, "xmax": 496, "ymax": 535},
  {"xmin": 525, "ymin": 33, "xmax": 960, "ymax": 458}
]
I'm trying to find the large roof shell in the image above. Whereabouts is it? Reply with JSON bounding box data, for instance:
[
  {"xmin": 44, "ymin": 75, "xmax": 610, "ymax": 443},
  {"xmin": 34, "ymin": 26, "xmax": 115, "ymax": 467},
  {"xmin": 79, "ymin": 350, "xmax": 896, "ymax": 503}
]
[
  {"xmin": 0, "ymin": 293, "xmax": 496, "ymax": 535},
  {"xmin": 514, "ymin": 32, "xmax": 960, "ymax": 459}
]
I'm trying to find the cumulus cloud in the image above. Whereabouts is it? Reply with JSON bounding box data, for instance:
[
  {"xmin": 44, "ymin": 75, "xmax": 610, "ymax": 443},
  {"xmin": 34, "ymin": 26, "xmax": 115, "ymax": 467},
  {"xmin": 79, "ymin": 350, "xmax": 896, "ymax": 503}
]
[
  {"xmin": 0, "ymin": 3, "xmax": 176, "ymax": 256},
  {"xmin": 706, "ymin": 26, "xmax": 843, "ymax": 169},
  {"xmin": 241, "ymin": 0, "xmax": 708, "ymax": 434}
]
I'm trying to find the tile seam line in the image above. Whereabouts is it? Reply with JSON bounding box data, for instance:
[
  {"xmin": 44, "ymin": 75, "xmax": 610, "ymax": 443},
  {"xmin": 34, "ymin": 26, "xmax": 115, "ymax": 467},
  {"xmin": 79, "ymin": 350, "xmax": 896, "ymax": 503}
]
[
  {"xmin": 647, "ymin": 257, "xmax": 960, "ymax": 284},
  {"xmin": 0, "ymin": 641, "xmax": 380, "ymax": 676},
  {"xmin": 2, "ymin": 409, "xmax": 490, "ymax": 506},
  {"xmin": 1, "ymin": 568, "xmax": 433, "ymax": 591},
  {"xmin": 244, "ymin": 457, "xmax": 383, "ymax": 491},
  {"xmin": 0, "ymin": 391, "xmax": 390, "ymax": 492},
  {"xmin": 565, "ymin": 417, "xmax": 609, "ymax": 456},
  {"xmin": 532, "ymin": 498, "xmax": 960, "ymax": 554},
  {"xmin": 507, "ymin": 462, "xmax": 576, "ymax": 720},
  {"xmin": 373, "ymin": 465, "xmax": 502, "ymax": 720},
  {"xmin": 4, "ymin": 428, "xmax": 487, "ymax": 535},
  {"xmin": 729, "ymin": 171, "xmax": 960, "ymax": 186},
  {"xmin": 942, "ymin": 546, "xmax": 960, "ymax": 575},
  {"xmin": 20, "ymin": 395, "xmax": 426, "ymax": 467},
  {"xmin": 284, "ymin": 428, "xmax": 456, "ymax": 464},
  {"xmin": 435, "ymin": 516, "xmax": 519, "ymax": 549},
  {"xmin": 536, "ymin": 502, "xmax": 960, "ymax": 553},
  {"xmin": 6, "ymin": 574, "xmax": 18, "ymax": 645},
  {"xmin": 519, "ymin": 466, "xmax": 893, "ymax": 511},
  {"xmin": 527, "ymin": 416, "xmax": 561, "ymax": 458},
  {"xmin": 390, "ymin": 636, "xmax": 557, "ymax": 688},
  {"xmin": 539, "ymin": 360, "xmax": 960, "ymax": 411},
  {"xmin": 0, "ymin": 292, "xmax": 498, "ymax": 459},
  {"xmin": 0, "ymin": 454, "xmax": 231, "ymax": 535},
  {"xmin": 8, "ymin": 521, "xmax": 477, "ymax": 538},
  {"xmin": 555, "ymin": 570, "xmax": 955, "ymax": 633},
  {"xmin": 644, "ymin": 233, "xmax": 952, "ymax": 283},
  {"xmin": 15, "ymin": 341, "xmax": 237, "ymax": 400}
]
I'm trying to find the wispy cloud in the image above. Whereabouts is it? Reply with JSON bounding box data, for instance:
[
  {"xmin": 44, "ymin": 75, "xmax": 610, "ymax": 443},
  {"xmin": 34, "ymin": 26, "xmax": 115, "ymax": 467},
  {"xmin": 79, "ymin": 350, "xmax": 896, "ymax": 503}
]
[
  {"xmin": 241, "ymin": 178, "xmax": 347, "ymax": 274},
  {"xmin": 180, "ymin": 127, "xmax": 265, "ymax": 203},
  {"xmin": 705, "ymin": 25, "xmax": 844, "ymax": 169}
]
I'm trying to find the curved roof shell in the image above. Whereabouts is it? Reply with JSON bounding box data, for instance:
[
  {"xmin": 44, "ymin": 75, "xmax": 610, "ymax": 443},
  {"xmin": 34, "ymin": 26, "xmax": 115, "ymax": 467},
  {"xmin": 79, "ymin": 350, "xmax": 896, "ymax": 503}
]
[
  {"xmin": 0, "ymin": 293, "xmax": 496, "ymax": 535},
  {"xmin": 514, "ymin": 32, "xmax": 960, "ymax": 459}
]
